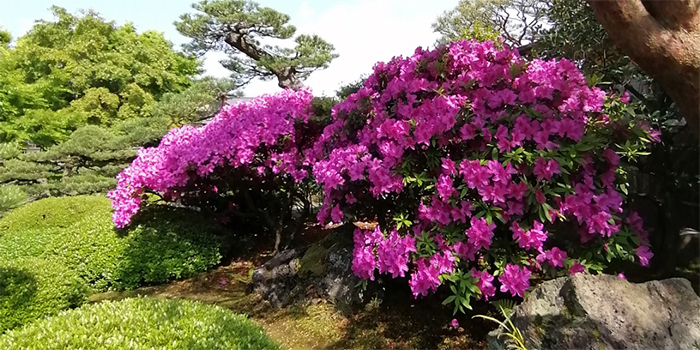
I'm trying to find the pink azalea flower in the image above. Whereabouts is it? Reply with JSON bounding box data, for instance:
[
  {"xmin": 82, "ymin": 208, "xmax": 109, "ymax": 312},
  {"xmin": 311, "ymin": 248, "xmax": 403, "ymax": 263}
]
[
  {"xmin": 331, "ymin": 205, "xmax": 344, "ymax": 223},
  {"xmin": 569, "ymin": 260, "xmax": 586, "ymax": 275},
  {"xmin": 499, "ymin": 264, "xmax": 531, "ymax": 298},
  {"xmin": 466, "ymin": 217, "xmax": 495, "ymax": 250},
  {"xmin": 536, "ymin": 247, "xmax": 568, "ymax": 268},
  {"xmin": 636, "ymin": 246, "xmax": 653, "ymax": 267},
  {"xmin": 533, "ymin": 158, "xmax": 561, "ymax": 181},
  {"xmin": 471, "ymin": 269, "xmax": 496, "ymax": 301}
]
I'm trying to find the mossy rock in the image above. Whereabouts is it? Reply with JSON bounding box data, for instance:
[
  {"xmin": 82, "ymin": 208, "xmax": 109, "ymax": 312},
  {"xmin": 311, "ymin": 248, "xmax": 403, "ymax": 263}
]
[
  {"xmin": 299, "ymin": 244, "xmax": 328, "ymax": 277},
  {"xmin": 298, "ymin": 230, "xmax": 353, "ymax": 278}
]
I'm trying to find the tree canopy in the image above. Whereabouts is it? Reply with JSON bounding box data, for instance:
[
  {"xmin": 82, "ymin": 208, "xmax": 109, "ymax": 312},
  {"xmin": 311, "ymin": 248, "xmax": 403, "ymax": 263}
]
[
  {"xmin": 433, "ymin": 0, "xmax": 549, "ymax": 47},
  {"xmin": 175, "ymin": 0, "xmax": 338, "ymax": 90},
  {"xmin": 152, "ymin": 77, "xmax": 241, "ymax": 127},
  {"xmin": 0, "ymin": 6, "xmax": 201, "ymax": 146}
]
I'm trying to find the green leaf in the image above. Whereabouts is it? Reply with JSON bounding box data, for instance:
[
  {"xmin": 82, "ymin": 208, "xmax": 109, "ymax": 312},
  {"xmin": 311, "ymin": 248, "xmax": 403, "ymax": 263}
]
[{"xmin": 443, "ymin": 295, "xmax": 456, "ymax": 305}]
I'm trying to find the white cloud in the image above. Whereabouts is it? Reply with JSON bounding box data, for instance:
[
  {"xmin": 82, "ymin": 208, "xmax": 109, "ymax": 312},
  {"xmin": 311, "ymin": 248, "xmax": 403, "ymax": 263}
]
[{"xmin": 202, "ymin": 0, "xmax": 458, "ymax": 97}]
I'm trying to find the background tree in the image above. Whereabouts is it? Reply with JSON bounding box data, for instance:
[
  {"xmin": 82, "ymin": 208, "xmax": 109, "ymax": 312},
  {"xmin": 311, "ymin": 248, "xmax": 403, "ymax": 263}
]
[
  {"xmin": 175, "ymin": 0, "xmax": 338, "ymax": 90},
  {"xmin": 0, "ymin": 118, "xmax": 170, "ymax": 201},
  {"xmin": 0, "ymin": 6, "xmax": 200, "ymax": 146},
  {"xmin": 585, "ymin": 0, "xmax": 700, "ymax": 138},
  {"xmin": 152, "ymin": 77, "xmax": 241, "ymax": 126},
  {"xmin": 0, "ymin": 29, "xmax": 10, "ymax": 48},
  {"xmin": 433, "ymin": 0, "xmax": 549, "ymax": 46}
]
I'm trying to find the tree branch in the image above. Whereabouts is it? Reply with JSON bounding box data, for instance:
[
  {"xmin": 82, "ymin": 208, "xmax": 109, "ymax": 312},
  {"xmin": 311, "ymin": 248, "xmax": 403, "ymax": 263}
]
[{"xmin": 641, "ymin": 0, "xmax": 700, "ymax": 30}]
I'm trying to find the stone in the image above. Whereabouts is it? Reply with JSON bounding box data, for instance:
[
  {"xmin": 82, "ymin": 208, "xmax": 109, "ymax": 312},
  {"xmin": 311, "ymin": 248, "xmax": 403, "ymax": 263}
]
[
  {"xmin": 249, "ymin": 229, "xmax": 379, "ymax": 309},
  {"xmin": 263, "ymin": 248, "xmax": 302, "ymax": 269},
  {"xmin": 488, "ymin": 274, "xmax": 700, "ymax": 350}
]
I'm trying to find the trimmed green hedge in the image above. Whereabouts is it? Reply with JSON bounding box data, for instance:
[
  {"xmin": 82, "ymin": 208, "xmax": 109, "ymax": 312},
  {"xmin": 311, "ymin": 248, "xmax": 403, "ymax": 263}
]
[
  {"xmin": 0, "ymin": 298, "xmax": 281, "ymax": 350},
  {"xmin": 0, "ymin": 258, "xmax": 88, "ymax": 333},
  {"xmin": 0, "ymin": 196, "xmax": 224, "ymax": 291},
  {"xmin": 0, "ymin": 195, "xmax": 110, "ymax": 234}
]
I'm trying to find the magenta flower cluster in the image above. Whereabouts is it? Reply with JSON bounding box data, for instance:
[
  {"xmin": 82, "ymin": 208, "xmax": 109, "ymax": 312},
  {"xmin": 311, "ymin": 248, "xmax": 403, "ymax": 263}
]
[
  {"xmin": 108, "ymin": 89, "xmax": 314, "ymax": 227},
  {"xmin": 352, "ymin": 226, "xmax": 417, "ymax": 280},
  {"xmin": 310, "ymin": 40, "xmax": 656, "ymax": 302}
]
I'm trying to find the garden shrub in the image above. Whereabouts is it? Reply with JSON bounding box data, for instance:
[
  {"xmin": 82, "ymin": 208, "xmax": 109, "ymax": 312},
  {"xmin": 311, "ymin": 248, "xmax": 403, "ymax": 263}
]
[
  {"xmin": 310, "ymin": 40, "xmax": 657, "ymax": 312},
  {"xmin": 0, "ymin": 196, "xmax": 223, "ymax": 291},
  {"xmin": 110, "ymin": 205, "xmax": 225, "ymax": 290},
  {"xmin": 0, "ymin": 195, "xmax": 110, "ymax": 234},
  {"xmin": 0, "ymin": 257, "xmax": 88, "ymax": 333},
  {"xmin": 0, "ymin": 185, "xmax": 28, "ymax": 216},
  {"xmin": 108, "ymin": 89, "xmax": 325, "ymax": 252},
  {"xmin": 0, "ymin": 298, "xmax": 281, "ymax": 350}
]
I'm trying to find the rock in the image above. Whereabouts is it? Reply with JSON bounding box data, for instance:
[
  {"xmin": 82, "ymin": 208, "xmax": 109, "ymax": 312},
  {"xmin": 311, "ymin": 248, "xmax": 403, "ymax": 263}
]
[
  {"xmin": 249, "ymin": 229, "xmax": 378, "ymax": 309},
  {"xmin": 263, "ymin": 248, "xmax": 303, "ymax": 269},
  {"xmin": 489, "ymin": 274, "xmax": 700, "ymax": 350}
]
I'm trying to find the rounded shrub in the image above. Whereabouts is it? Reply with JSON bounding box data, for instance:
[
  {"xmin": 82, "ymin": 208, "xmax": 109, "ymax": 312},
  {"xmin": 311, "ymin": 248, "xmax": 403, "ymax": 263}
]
[
  {"xmin": 110, "ymin": 205, "xmax": 225, "ymax": 290},
  {"xmin": 0, "ymin": 257, "xmax": 88, "ymax": 333},
  {"xmin": 0, "ymin": 196, "xmax": 223, "ymax": 291},
  {"xmin": 0, "ymin": 298, "xmax": 281, "ymax": 350},
  {"xmin": 0, "ymin": 195, "xmax": 111, "ymax": 234}
]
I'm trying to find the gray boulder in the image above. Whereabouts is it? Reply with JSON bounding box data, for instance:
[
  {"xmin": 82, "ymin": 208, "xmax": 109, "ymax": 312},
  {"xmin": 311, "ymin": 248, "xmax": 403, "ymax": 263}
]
[
  {"xmin": 489, "ymin": 274, "xmax": 700, "ymax": 350},
  {"xmin": 249, "ymin": 229, "xmax": 377, "ymax": 309}
]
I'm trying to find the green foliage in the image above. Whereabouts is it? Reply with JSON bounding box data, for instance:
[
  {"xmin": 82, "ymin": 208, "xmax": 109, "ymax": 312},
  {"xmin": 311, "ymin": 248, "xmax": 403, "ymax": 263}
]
[
  {"xmin": 0, "ymin": 185, "xmax": 28, "ymax": 216},
  {"xmin": 0, "ymin": 195, "xmax": 109, "ymax": 234},
  {"xmin": 310, "ymin": 96, "xmax": 338, "ymax": 119},
  {"xmin": 110, "ymin": 205, "xmax": 225, "ymax": 290},
  {"xmin": 176, "ymin": 0, "xmax": 337, "ymax": 89},
  {"xmin": 0, "ymin": 143, "xmax": 20, "ymax": 160},
  {"xmin": 0, "ymin": 159, "xmax": 53, "ymax": 183},
  {"xmin": 0, "ymin": 123, "xmax": 159, "ymax": 199},
  {"xmin": 152, "ymin": 77, "xmax": 240, "ymax": 126},
  {"xmin": 0, "ymin": 196, "xmax": 223, "ymax": 291},
  {"xmin": 534, "ymin": 0, "xmax": 628, "ymax": 79},
  {"xmin": 111, "ymin": 116, "xmax": 170, "ymax": 147},
  {"xmin": 335, "ymin": 75, "xmax": 367, "ymax": 100},
  {"xmin": 0, "ymin": 257, "xmax": 89, "ymax": 333},
  {"xmin": 473, "ymin": 300, "xmax": 527, "ymax": 350},
  {"xmin": 0, "ymin": 298, "xmax": 281, "ymax": 350},
  {"xmin": 0, "ymin": 29, "xmax": 10, "ymax": 48},
  {"xmin": 299, "ymin": 243, "xmax": 328, "ymax": 277},
  {"xmin": 432, "ymin": 0, "xmax": 549, "ymax": 46},
  {"xmin": 0, "ymin": 6, "xmax": 200, "ymax": 146},
  {"xmin": 55, "ymin": 173, "xmax": 117, "ymax": 195}
]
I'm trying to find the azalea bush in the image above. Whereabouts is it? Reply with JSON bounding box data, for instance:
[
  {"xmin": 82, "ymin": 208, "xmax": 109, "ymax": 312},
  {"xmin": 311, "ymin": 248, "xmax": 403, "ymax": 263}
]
[
  {"xmin": 108, "ymin": 89, "xmax": 324, "ymax": 252},
  {"xmin": 310, "ymin": 40, "xmax": 657, "ymax": 313}
]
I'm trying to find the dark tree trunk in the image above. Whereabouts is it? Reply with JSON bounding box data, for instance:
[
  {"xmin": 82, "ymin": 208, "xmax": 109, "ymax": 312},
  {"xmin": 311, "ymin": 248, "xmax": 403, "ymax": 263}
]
[
  {"xmin": 276, "ymin": 67, "xmax": 302, "ymax": 90},
  {"xmin": 224, "ymin": 31, "xmax": 301, "ymax": 91}
]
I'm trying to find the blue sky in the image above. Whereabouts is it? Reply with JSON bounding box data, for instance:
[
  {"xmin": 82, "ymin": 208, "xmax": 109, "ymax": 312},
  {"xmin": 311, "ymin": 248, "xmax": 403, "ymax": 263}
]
[{"xmin": 0, "ymin": 0, "xmax": 459, "ymax": 96}]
